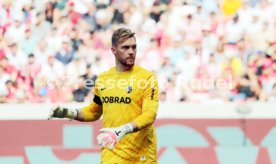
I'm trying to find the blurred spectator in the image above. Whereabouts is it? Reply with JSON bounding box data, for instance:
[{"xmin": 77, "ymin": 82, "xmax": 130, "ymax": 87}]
[
  {"xmin": 22, "ymin": 2, "xmax": 32, "ymax": 23},
  {"xmin": 83, "ymin": 4, "xmax": 97, "ymax": 31},
  {"xmin": 180, "ymin": 14, "xmax": 202, "ymax": 43},
  {"xmin": 0, "ymin": 65, "xmax": 10, "ymax": 84},
  {"xmin": 140, "ymin": 38, "xmax": 163, "ymax": 72},
  {"xmin": 0, "ymin": 56, "xmax": 18, "ymax": 82},
  {"xmin": 81, "ymin": 63, "xmax": 97, "ymax": 90},
  {"xmin": 33, "ymin": 40, "xmax": 52, "ymax": 65},
  {"xmin": 55, "ymin": 37, "xmax": 76, "ymax": 65},
  {"xmin": 224, "ymin": 14, "xmax": 244, "ymax": 44},
  {"xmin": 0, "ymin": 0, "xmax": 275, "ymax": 103},
  {"xmin": 231, "ymin": 68, "xmax": 261, "ymax": 101},
  {"xmin": 5, "ymin": 13, "xmax": 26, "ymax": 43},
  {"xmin": 0, "ymin": 65, "xmax": 9, "ymax": 102},
  {"xmin": 111, "ymin": 4, "xmax": 125, "ymax": 24},
  {"xmin": 5, "ymin": 41, "xmax": 27, "ymax": 69},
  {"xmin": 47, "ymin": 83, "xmax": 73, "ymax": 103},
  {"xmin": 44, "ymin": 27, "xmax": 62, "ymax": 53},
  {"xmin": 149, "ymin": 1, "xmax": 164, "ymax": 23},
  {"xmin": 31, "ymin": 12, "xmax": 51, "ymax": 41},
  {"xmin": 66, "ymin": 1, "xmax": 82, "ymax": 26},
  {"xmin": 19, "ymin": 28, "xmax": 38, "ymax": 55},
  {"xmin": 45, "ymin": 2, "xmax": 55, "ymax": 24},
  {"xmin": 165, "ymin": 38, "xmax": 185, "ymax": 66},
  {"xmin": 72, "ymin": 76, "xmax": 89, "ymax": 102},
  {"xmin": 66, "ymin": 55, "xmax": 87, "ymax": 80},
  {"xmin": 25, "ymin": 53, "xmax": 41, "ymax": 79},
  {"xmin": 41, "ymin": 55, "xmax": 64, "ymax": 81},
  {"xmin": 69, "ymin": 28, "xmax": 83, "ymax": 51},
  {"xmin": 5, "ymin": 80, "xmax": 17, "ymax": 102}
]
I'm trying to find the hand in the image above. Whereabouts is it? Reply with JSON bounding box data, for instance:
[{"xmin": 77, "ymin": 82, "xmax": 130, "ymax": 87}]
[
  {"xmin": 97, "ymin": 124, "xmax": 134, "ymax": 150},
  {"xmin": 48, "ymin": 106, "xmax": 77, "ymax": 120}
]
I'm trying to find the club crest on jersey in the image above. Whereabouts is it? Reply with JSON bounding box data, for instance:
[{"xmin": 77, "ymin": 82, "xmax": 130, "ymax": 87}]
[{"xmin": 126, "ymin": 86, "xmax": 132, "ymax": 93}]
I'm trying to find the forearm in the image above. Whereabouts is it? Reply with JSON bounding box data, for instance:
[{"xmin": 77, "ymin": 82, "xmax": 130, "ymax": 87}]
[
  {"xmin": 77, "ymin": 102, "xmax": 102, "ymax": 122},
  {"xmin": 115, "ymin": 109, "xmax": 157, "ymax": 133},
  {"xmin": 114, "ymin": 111, "xmax": 156, "ymax": 134},
  {"xmin": 74, "ymin": 109, "xmax": 85, "ymax": 121},
  {"xmin": 132, "ymin": 75, "xmax": 159, "ymax": 131},
  {"xmin": 133, "ymin": 110, "xmax": 157, "ymax": 130},
  {"xmin": 129, "ymin": 122, "xmax": 138, "ymax": 132},
  {"xmin": 97, "ymin": 118, "xmax": 154, "ymax": 150}
]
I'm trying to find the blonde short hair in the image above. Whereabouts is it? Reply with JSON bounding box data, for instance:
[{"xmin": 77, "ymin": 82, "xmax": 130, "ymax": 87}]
[{"xmin": 112, "ymin": 28, "xmax": 135, "ymax": 47}]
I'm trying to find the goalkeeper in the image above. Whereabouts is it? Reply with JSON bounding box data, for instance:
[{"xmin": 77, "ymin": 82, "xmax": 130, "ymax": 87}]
[{"xmin": 49, "ymin": 28, "xmax": 159, "ymax": 163}]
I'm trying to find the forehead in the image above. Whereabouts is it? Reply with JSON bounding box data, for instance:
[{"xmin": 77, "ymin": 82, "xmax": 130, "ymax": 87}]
[{"xmin": 118, "ymin": 37, "xmax": 136, "ymax": 46}]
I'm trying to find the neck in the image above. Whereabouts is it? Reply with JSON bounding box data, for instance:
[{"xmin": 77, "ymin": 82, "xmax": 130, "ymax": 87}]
[{"xmin": 116, "ymin": 62, "xmax": 133, "ymax": 72}]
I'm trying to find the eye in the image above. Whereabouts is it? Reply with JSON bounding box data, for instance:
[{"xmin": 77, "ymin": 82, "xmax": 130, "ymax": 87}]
[
  {"xmin": 122, "ymin": 46, "xmax": 130, "ymax": 49},
  {"xmin": 132, "ymin": 45, "xmax": 137, "ymax": 50}
]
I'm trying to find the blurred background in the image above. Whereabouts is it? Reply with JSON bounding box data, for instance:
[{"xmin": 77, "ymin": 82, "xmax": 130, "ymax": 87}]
[{"xmin": 0, "ymin": 0, "xmax": 276, "ymax": 163}]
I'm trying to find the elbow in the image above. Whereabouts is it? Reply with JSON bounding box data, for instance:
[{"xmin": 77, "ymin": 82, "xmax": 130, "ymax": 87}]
[
  {"xmin": 83, "ymin": 113, "xmax": 102, "ymax": 122},
  {"xmin": 135, "ymin": 111, "xmax": 157, "ymax": 130},
  {"xmin": 147, "ymin": 112, "xmax": 157, "ymax": 125},
  {"xmin": 92, "ymin": 113, "xmax": 102, "ymax": 121},
  {"xmin": 78, "ymin": 109, "xmax": 102, "ymax": 122}
]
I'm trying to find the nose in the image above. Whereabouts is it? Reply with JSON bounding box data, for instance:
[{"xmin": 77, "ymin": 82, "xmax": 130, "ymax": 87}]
[{"xmin": 128, "ymin": 47, "xmax": 135, "ymax": 55}]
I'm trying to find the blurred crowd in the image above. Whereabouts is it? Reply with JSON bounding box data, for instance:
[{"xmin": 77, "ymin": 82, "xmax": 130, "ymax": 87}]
[{"xmin": 0, "ymin": 0, "xmax": 276, "ymax": 103}]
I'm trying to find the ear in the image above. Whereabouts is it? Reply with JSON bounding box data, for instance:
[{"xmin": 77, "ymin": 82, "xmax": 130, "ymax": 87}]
[{"xmin": 111, "ymin": 47, "xmax": 116, "ymax": 55}]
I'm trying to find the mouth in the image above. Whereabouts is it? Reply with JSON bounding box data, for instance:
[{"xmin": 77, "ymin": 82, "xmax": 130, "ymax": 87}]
[
  {"xmin": 126, "ymin": 58, "xmax": 135, "ymax": 65},
  {"xmin": 127, "ymin": 58, "xmax": 135, "ymax": 61}
]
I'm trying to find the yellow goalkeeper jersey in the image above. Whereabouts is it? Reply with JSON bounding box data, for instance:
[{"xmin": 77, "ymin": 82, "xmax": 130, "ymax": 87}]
[{"xmin": 95, "ymin": 65, "xmax": 159, "ymax": 163}]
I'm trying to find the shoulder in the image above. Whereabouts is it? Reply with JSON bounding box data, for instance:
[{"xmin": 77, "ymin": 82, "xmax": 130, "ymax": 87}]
[
  {"xmin": 96, "ymin": 67, "xmax": 115, "ymax": 80},
  {"xmin": 134, "ymin": 65, "xmax": 156, "ymax": 79}
]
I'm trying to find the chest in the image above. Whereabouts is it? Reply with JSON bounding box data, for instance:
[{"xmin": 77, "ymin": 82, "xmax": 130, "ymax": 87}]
[{"xmin": 98, "ymin": 77, "xmax": 146, "ymax": 104}]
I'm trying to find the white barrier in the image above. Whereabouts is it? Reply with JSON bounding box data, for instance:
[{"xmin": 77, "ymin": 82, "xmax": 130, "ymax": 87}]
[{"xmin": 0, "ymin": 102, "xmax": 276, "ymax": 120}]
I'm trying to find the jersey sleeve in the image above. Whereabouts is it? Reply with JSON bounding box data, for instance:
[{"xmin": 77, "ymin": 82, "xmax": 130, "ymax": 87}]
[
  {"xmin": 80, "ymin": 77, "xmax": 103, "ymax": 121},
  {"xmin": 93, "ymin": 77, "xmax": 100, "ymax": 96},
  {"xmin": 133, "ymin": 75, "xmax": 159, "ymax": 129}
]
